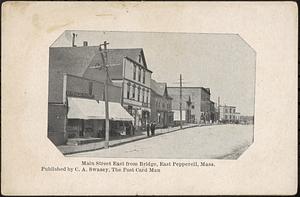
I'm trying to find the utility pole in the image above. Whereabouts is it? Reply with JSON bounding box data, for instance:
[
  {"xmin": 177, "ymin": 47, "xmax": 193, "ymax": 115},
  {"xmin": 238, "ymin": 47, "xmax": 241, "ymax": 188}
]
[
  {"xmin": 179, "ymin": 74, "xmax": 182, "ymax": 129},
  {"xmin": 90, "ymin": 41, "xmax": 110, "ymax": 148},
  {"xmin": 101, "ymin": 41, "xmax": 110, "ymax": 149}
]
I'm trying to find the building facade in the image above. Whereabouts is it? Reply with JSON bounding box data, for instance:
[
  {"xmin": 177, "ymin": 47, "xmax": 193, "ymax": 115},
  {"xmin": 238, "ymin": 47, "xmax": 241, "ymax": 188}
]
[
  {"xmin": 219, "ymin": 105, "xmax": 240, "ymax": 123},
  {"xmin": 150, "ymin": 79, "xmax": 173, "ymax": 128},
  {"xmin": 167, "ymin": 87, "xmax": 215, "ymax": 124},
  {"xmin": 48, "ymin": 46, "xmax": 133, "ymax": 145},
  {"xmin": 95, "ymin": 48, "xmax": 153, "ymax": 130},
  {"xmin": 239, "ymin": 115, "xmax": 254, "ymax": 124}
]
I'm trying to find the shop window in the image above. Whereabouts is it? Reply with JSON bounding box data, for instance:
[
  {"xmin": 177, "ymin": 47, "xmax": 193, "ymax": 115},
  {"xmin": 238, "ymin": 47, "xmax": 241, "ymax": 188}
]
[
  {"xmin": 88, "ymin": 82, "xmax": 93, "ymax": 95},
  {"xmin": 128, "ymin": 106, "xmax": 133, "ymax": 115}
]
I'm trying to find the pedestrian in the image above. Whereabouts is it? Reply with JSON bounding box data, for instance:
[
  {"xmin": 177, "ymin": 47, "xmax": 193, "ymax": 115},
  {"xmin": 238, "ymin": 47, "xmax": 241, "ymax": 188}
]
[
  {"xmin": 146, "ymin": 122, "xmax": 150, "ymax": 137},
  {"xmin": 151, "ymin": 122, "xmax": 156, "ymax": 136},
  {"xmin": 125, "ymin": 122, "xmax": 130, "ymax": 135},
  {"xmin": 150, "ymin": 122, "xmax": 154, "ymax": 136}
]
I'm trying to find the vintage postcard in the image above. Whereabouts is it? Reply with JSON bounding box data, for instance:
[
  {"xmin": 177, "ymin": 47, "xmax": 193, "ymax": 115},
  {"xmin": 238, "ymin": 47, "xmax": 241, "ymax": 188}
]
[{"xmin": 1, "ymin": 1, "xmax": 297, "ymax": 195}]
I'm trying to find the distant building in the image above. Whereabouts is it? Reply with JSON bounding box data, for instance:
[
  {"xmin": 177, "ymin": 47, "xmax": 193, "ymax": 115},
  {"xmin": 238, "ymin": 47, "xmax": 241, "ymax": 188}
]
[
  {"xmin": 167, "ymin": 87, "xmax": 215, "ymax": 124},
  {"xmin": 239, "ymin": 115, "xmax": 254, "ymax": 124},
  {"xmin": 150, "ymin": 79, "xmax": 173, "ymax": 128},
  {"xmin": 218, "ymin": 105, "xmax": 240, "ymax": 123}
]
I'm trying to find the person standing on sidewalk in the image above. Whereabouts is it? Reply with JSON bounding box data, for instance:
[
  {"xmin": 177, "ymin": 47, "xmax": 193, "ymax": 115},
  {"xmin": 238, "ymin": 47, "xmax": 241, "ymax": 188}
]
[
  {"xmin": 151, "ymin": 122, "xmax": 156, "ymax": 136},
  {"xmin": 146, "ymin": 122, "xmax": 150, "ymax": 137}
]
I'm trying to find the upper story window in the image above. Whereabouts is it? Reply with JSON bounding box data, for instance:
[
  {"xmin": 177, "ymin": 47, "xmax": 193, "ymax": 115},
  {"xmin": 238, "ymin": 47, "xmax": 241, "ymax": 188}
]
[
  {"xmin": 127, "ymin": 83, "xmax": 130, "ymax": 99},
  {"xmin": 138, "ymin": 67, "xmax": 141, "ymax": 82},
  {"xmin": 225, "ymin": 109, "xmax": 228, "ymax": 113},
  {"xmin": 146, "ymin": 90, "xmax": 149, "ymax": 104},
  {"xmin": 138, "ymin": 54, "xmax": 142, "ymax": 63},
  {"xmin": 132, "ymin": 85, "xmax": 136, "ymax": 99},
  {"xmin": 88, "ymin": 82, "xmax": 93, "ymax": 95},
  {"xmin": 143, "ymin": 70, "xmax": 145, "ymax": 83},
  {"xmin": 230, "ymin": 108, "xmax": 232, "ymax": 113},
  {"xmin": 233, "ymin": 109, "xmax": 235, "ymax": 113},
  {"xmin": 142, "ymin": 88, "xmax": 145, "ymax": 103},
  {"xmin": 133, "ymin": 65, "xmax": 137, "ymax": 80},
  {"xmin": 137, "ymin": 87, "xmax": 141, "ymax": 102}
]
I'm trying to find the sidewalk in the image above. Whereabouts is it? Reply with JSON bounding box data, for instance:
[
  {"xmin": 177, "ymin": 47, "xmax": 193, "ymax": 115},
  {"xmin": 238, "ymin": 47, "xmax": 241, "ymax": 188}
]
[{"xmin": 58, "ymin": 124, "xmax": 198, "ymax": 155}]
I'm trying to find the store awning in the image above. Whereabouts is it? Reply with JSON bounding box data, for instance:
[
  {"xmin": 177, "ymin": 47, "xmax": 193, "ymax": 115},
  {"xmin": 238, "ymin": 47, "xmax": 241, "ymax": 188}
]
[
  {"xmin": 109, "ymin": 102, "xmax": 134, "ymax": 121},
  {"xmin": 67, "ymin": 97, "xmax": 134, "ymax": 121},
  {"xmin": 172, "ymin": 110, "xmax": 186, "ymax": 121}
]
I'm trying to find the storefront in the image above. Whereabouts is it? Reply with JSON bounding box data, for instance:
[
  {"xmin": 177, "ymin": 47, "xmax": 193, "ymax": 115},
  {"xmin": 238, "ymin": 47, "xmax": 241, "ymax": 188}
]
[
  {"xmin": 66, "ymin": 97, "xmax": 134, "ymax": 139},
  {"xmin": 123, "ymin": 104, "xmax": 150, "ymax": 131}
]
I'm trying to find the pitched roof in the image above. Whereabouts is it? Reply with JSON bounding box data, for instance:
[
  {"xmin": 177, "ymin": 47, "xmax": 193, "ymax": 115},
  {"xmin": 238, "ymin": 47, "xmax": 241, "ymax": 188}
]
[
  {"xmin": 151, "ymin": 79, "xmax": 167, "ymax": 97},
  {"xmin": 89, "ymin": 48, "xmax": 146, "ymax": 68},
  {"xmin": 49, "ymin": 46, "xmax": 149, "ymax": 81},
  {"xmin": 49, "ymin": 46, "xmax": 98, "ymax": 76}
]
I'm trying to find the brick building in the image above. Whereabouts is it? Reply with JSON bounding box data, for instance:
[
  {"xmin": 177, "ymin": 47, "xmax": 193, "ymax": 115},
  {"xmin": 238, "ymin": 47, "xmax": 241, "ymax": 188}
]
[{"xmin": 167, "ymin": 87, "xmax": 215, "ymax": 124}]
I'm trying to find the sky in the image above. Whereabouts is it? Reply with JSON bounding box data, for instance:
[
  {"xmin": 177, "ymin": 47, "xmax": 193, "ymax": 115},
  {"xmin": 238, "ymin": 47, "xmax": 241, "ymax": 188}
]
[{"xmin": 52, "ymin": 30, "xmax": 256, "ymax": 116}]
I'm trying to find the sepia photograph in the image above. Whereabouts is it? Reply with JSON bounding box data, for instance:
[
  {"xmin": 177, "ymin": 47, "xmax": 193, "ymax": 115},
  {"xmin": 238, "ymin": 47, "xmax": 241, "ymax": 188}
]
[
  {"xmin": 48, "ymin": 30, "xmax": 255, "ymax": 159},
  {"xmin": 2, "ymin": 2, "xmax": 297, "ymax": 195}
]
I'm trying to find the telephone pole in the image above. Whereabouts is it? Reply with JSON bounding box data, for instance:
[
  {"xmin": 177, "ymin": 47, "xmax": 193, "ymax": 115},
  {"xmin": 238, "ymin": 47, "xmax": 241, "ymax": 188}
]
[
  {"xmin": 101, "ymin": 41, "xmax": 110, "ymax": 149},
  {"xmin": 179, "ymin": 74, "xmax": 183, "ymax": 129},
  {"xmin": 90, "ymin": 41, "xmax": 110, "ymax": 148}
]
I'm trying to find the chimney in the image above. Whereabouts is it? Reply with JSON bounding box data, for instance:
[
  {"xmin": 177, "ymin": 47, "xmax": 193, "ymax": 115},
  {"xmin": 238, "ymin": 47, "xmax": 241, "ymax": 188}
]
[
  {"xmin": 83, "ymin": 41, "xmax": 88, "ymax": 46},
  {"xmin": 72, "ymin": 33, "xmax": 77, "ymax": 47}
]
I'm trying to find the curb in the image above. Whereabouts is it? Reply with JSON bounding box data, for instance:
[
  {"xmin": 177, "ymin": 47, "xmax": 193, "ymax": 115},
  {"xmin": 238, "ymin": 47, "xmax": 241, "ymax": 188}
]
[{"xmin": 63, "ymin": 124, "xmax": 199, "ymax": 155}]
